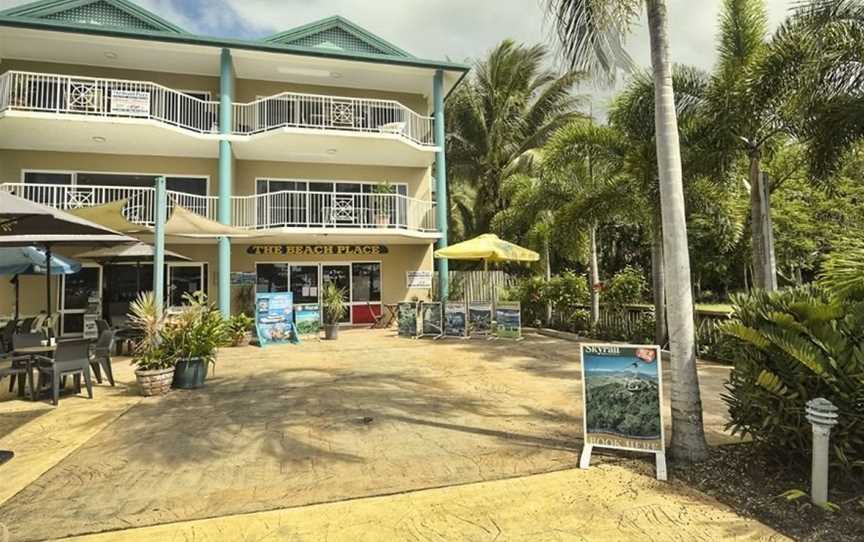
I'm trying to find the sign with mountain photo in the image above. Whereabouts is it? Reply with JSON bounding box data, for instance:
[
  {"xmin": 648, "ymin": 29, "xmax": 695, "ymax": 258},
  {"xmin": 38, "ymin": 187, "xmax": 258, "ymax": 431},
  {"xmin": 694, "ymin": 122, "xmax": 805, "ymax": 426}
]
[{"xmin": 579, "ymin": 344, "xmax": 667, "ymax": 480}]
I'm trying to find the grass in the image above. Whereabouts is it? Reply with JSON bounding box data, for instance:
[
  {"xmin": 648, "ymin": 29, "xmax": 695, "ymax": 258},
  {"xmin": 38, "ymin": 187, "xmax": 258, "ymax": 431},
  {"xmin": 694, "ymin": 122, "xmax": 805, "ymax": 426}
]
[{"xmin": 695, "ymin": 303, "xmax": 733, "ymax": 313}]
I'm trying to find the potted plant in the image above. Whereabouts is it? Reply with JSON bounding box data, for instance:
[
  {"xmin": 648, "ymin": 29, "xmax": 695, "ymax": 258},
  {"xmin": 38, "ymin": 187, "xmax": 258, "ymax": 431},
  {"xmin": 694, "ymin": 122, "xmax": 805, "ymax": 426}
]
[
  {"xmin": 322, "ymin": 282, "xmax": 347, "ymax": 340},
  {"xmin": 128, "ymin": 291, "xmax": 173, "ymax": 397},
  {"xmin": 227, "ymin": 313, "xmax": 254, "ymax": 346},
  {"xmin": 371, "ymin": 182, "xmax": 394, "ymax": 226},
  {"xmin": 164, "ymin": 292, "xmax": 228, "ymax": 389}
]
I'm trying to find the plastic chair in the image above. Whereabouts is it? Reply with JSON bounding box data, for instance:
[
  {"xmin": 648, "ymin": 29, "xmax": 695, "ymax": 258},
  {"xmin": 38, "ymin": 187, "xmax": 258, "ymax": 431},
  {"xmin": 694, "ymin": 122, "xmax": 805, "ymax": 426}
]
[
  {"xmin": 90, "ymin": 329, "xmax": 116, "ymax": 386},
  {"xmin": 35, "ymin": 339, "xmax": 93, "ymax": 406}
]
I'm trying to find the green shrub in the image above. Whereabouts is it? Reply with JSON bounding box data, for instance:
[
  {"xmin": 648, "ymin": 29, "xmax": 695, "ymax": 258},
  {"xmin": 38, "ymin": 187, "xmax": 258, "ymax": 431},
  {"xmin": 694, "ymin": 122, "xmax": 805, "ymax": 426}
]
[
  {"xmin": 602, "ymin": 265, "xmax": 648, "ymax": 307},
  {"xmin": 227, "ymin": 313, "xmax": 254, "ymax": 346},
  {"xmin": 502, "ymin": 275, "xmax": 547, "ymax": 325},
  {"xmin": 720, "ymin": 253, "xmax": 864, "ymax": 470},
  {"xmin": 545, "ymin": 271, "xmax": 590, "ymax": 317}
]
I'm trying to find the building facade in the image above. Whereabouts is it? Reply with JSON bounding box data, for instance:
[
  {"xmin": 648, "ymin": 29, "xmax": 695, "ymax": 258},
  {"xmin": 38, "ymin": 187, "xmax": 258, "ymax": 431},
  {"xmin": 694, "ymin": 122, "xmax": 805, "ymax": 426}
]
[{"xmin": 0, "ymin": 0, "xmax": 467, "ymax": 335}]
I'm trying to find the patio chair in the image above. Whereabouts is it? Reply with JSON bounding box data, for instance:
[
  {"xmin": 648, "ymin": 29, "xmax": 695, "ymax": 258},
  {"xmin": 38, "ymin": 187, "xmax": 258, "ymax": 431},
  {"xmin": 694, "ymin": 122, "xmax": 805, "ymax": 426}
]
[
  {"xmin": 8, "ymin": 332, "xmax": 43, "ymax": 393},
  {"xmin": 0, "ymin": 353, "xmax": 36, "ymax": 401},
  {"xmin": 0, "ymin": 319, "xmax": 16, "ymax": 352},
  {"xmin": 18, "ymin": 317, "xmax": 35, "ymax": 334},
  {"xmin": 89, "ymin": 329, "xmax": 116, "ymax": 387},
  {"xmin": 96, "ymin": 319, "xmax": 110, "ymax": 336},
  {"xmin": 36, "ymin": 339, "xmax": 93, "ymax": 406}
]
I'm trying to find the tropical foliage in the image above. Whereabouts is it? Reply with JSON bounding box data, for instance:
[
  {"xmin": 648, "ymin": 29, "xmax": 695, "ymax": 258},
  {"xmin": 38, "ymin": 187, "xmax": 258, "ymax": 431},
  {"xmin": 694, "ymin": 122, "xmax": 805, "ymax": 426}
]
[{"xmin": 161, "ymin": 292, "xmax": 229, "ymax": 367}]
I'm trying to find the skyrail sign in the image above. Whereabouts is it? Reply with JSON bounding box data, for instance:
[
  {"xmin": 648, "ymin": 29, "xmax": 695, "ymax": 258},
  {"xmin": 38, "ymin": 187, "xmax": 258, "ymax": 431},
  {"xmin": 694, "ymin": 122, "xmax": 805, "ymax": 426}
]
[{"xmin": 246, "ymin": 245, "xmax": 389, "ymax": 257}]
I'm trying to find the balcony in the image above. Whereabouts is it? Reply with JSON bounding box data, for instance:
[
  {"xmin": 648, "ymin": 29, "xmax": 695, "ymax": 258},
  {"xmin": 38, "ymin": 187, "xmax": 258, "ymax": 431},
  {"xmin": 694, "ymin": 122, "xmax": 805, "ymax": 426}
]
[
  {"xmin": 0, "ymin": 183, "xmax": 438, "ymax": 240},
  {"xmin": 0, "ymin": 71, "xmax": 436, "ymax": 152}
]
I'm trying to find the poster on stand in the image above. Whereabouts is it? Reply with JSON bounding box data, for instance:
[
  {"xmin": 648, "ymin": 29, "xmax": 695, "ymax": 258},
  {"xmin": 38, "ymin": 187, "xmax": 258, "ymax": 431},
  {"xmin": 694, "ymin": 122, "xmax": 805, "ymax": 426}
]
[
  {"xmin": 468, "ymin": 302, "xmax": 493, "ymax": 337},
  {"xmin": 294, "ymin": 304, "xmax": 321, "ymax": 336},
  {"xmin": 494, "ymin": 302, "xmax": 522, "ymax": 339},
  {"xmin": 444, "ymin": 302, "xmax": 467, "ymax": 338},
  {"xmin": 397, "ymin": 301, "xmax": 419, "ymax": 338},
  {"xmin": 579, "ymin": 344, "xmax": 667, "ymax": 480},
  {"xmin": 420, "ymin": 302, "xmax": 443, "ymax": 338},
  {"xmin": 255, "ymin": 292, "xmax": 296, "ymax": 346}
]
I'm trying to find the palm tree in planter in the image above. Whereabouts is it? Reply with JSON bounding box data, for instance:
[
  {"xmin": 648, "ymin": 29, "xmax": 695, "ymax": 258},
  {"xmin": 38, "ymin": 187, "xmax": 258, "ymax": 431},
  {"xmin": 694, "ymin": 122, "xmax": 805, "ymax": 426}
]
[
  {"xmin": 322, "ymin": 282, "xmax": 348, "ymax": 340},
  {"xmin": 163, "ymin": 292, "xmax": 229, "ymax": 389},
  {"xmin": 128, "ymin": 291, "xmax": 172, "ymax": 397}
]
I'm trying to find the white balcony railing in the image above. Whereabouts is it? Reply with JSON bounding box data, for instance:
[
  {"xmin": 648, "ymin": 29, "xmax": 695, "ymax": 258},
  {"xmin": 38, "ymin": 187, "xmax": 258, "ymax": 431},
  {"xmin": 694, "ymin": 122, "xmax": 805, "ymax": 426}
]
[
  {"xmin": 0, "ymin": 71, "xmax": 220, "ymax": 133},
  {"xmin": 232, "ymin": 93, "xmax": 435, "ymax": 146},
  {"xmin": 0, "ymin": 71, "xmax": 436, "ymax": 146},
  {"xmin": 0, "ymin": 183, "xmax": 437, "ymax": 233}
]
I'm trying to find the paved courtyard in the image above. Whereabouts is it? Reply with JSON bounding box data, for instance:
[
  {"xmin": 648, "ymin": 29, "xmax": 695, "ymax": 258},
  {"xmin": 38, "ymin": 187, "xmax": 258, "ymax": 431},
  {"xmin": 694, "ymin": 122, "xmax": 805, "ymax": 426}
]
[{"xmin": 0, "ymin": 330, "xmax": 772, "ymax": 541}]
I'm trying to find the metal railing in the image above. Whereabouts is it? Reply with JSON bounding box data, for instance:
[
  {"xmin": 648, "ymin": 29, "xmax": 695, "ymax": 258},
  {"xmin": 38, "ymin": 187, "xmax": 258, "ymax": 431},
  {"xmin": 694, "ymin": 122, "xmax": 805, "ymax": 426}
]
[
  {"xmin": 1, "ymin": 183, "xmax": 436, "ymax": 233},
  {"xmin": 0, "ymin": 71, "xmax": 220, "ymax": 134},
  {"xmin": 0, "ymin": 71, "xmax": 436, "ymax": 146},
  {"xmin": 232, "ymin": 92, "xmax": 435, "ymax": 146}
]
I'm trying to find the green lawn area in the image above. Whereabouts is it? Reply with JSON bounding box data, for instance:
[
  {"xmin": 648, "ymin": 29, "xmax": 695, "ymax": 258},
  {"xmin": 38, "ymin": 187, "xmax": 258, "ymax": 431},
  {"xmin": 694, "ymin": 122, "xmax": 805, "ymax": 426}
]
[{"xmin": 695, "ymin": 303, "xmax": 733, "ymax": 313}]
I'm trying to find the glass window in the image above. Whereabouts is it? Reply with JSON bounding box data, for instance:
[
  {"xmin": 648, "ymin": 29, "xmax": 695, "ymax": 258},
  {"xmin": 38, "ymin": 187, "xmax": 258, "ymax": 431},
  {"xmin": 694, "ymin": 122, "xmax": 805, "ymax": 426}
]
[
  {"xmin": 256, "ymin": 263, "xmax": 289, "ymax": 293},
  {"xmin": 24, "ymin": 172, "xmax": 73, "ymax": 185},
  {"xmin": 309, "ymin": 182, "xmax": 334, "ymax": 193},
  {"xmin": 166, "ymin": 177, "xmax": 207, "ymax": 196},
  {"xmin": 352, "ymin": 263, "xmax": 381, "ymax": 302},
  {"xmin": 290, "ymin": 265, "xmax": 319, "ymax": 304},
  {"xmin": 167, "ymin": 265, "xmax": 205, "ymax": 307},
  {"xmin": 23, "ymin": 172, "xmax": 73, "ymax": 205},
  {"xmin": 63, "ymin": 267, "xmax": 101, "ymax": 310}
]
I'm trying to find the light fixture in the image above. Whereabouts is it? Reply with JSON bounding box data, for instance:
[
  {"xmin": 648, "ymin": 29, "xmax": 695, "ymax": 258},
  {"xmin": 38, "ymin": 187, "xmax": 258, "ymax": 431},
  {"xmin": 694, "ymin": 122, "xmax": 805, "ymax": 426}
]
[
  {"xmin": 92, "ymin": 136, "xmax": 106, "ymax": 143},
  {"xmin": 104, "ymin": 51, "xmax": 118, "ymax": 60},
  {"xmin": 277, "ymin": 67, "xmax": 333, "ymax": 78},
  {"xmin": 325, "ymin": 148, "xmax": 338, "ymax": 155}
]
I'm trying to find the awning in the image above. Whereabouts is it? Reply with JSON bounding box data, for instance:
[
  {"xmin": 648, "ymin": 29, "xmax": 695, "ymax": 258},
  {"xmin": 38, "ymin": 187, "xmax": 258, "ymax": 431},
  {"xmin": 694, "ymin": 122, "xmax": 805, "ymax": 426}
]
[{"xmin": 75, "ymin": 242, "xmax": 191, "ymax": 262}]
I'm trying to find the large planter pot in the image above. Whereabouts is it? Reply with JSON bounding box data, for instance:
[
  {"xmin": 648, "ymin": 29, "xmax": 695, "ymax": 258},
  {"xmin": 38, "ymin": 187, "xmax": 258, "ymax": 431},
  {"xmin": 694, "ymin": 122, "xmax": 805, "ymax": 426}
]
[
  {"xmin": 231, "ymin": 332, "xmax": 251, "ymax": 347},
  {"xmin": 173, "ymin": 357, "xmax": 208, "ymax": 389},
  {"xmin": 323, "ymin": 324, "xmax": 339, "ymax": 340},
  {"xmin": 135, "ymin": 367, "xmax": 174, "ymax": 397}
]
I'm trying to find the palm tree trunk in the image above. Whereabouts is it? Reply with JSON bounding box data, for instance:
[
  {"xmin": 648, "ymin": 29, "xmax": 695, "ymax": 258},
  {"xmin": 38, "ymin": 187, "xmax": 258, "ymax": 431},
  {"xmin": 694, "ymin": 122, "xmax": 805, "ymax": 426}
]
[
  {"xmin": 749, "ymin": 151, "xmax": 778, "ymax": 291},
  {"xmin": 545, "ymin": 236, "xmax": 552, "ymax": 325},
  {"xmin": 589, "ymin": 223, "xmax": 600, "ymax": 326},
  {"xmin": 651, "ymin": 208, "xmax": 667, "ymax": 347},
  {"xmin": 646, "ymin": 0, "xmax": 708, "ymax": 463}
]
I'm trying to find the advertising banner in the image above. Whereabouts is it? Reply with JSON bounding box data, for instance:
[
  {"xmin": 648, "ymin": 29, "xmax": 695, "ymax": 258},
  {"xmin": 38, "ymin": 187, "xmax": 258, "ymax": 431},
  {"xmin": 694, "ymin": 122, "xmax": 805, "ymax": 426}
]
[
  {"xmin": 468, "ymin": 302, "xmax": 493, "ymax": 337},
  {"xmin": 420, "ymin": 302, "xmax": 443, "ymax": 338},
  {"xmin": 406, "ymin": 271, "xmax": 433, "ymax": 289},
  {"xmin": 255, "ymin": 292, "xmax": 296, "ymax": 346},
  {"xmin": 494, "ymin": 302, "xmax": 522, "ymax": 339},
  {"xmin": 397, "ymin": 301, "xmax": 419, "ymax": 338},
  {"xmin": 444, "ymin": 302, "xmax": 467, "ymax": 338},
  {"xmin": 579, "ymin": 344, "xmax": 667, "ymax": 480},
  {"xmin": 110, "ymin": 90, "xmax": 151, "ymax": 116},
  {"xmin": 294, "ymin": 304, "xmax": 321, "ymax": 336}
]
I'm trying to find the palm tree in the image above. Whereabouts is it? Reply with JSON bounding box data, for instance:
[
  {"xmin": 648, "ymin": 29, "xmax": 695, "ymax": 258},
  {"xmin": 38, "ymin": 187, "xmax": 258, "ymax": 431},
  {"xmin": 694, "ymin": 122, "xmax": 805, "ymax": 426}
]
[
  {"xmin": 447, "ymin": 39, "xmax": 584, "ymax": 239},
  {"xmin": 546, "ymin": 0, "xmax": 709, "ymax": 461}
]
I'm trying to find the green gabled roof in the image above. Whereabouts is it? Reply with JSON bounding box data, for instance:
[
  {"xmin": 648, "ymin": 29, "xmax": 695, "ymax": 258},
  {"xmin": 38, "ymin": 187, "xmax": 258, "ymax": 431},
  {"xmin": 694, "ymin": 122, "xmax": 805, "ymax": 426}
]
[
  {"xmin": 264, "ymin": 16, "xmax": 413, "ymax": 59},
  {"xmin": 0, "ymin": 0, "xmax": 187, "ymax": 34}
]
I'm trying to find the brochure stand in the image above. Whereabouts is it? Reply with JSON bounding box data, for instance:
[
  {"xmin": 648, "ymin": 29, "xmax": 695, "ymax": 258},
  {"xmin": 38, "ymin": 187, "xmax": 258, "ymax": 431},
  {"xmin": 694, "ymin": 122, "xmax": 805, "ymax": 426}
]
[
  {"xmin": 419, "ymin": 302, "xmax": 444, "ymax": 339},
  {"xmin": 443, "ymin": 302, "xmax": 469, "ymax": 339},
  {"xmin": 468, "ymin": 302, "xmax": 493, "ymax": 338}
]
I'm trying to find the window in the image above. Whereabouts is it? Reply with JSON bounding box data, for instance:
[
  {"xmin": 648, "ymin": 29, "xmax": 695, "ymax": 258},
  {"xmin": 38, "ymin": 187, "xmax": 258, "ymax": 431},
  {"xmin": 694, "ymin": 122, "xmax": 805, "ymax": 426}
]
[
  {"xmin": 352, "ymin": 262, "xmax": 381, "ymax": 302},
  {"xmin": 23, "ymin": 172, "xmax": 73, "ymax": 205},
  {"xmin": 256, "ymin": 263, "xmax": 289, "ymax": 293}
]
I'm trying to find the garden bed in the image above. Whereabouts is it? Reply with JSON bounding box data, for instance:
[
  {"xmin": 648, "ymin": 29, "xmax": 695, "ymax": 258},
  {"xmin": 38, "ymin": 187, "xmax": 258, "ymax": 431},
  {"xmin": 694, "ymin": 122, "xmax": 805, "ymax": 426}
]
[{"xmin": 674, "ymin": 443, "xmax": 864, "ymax": 542}]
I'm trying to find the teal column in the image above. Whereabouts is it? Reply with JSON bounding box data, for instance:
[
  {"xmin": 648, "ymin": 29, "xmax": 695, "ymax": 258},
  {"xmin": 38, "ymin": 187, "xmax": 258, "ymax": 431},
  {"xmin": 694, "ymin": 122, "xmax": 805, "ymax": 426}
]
[
  {"xmin": 153, "ymin": 176, "xmax": 167, "ymax": 316},
  {"xmin": 218, "ymin": 48, "xmax": 234, "ymax": 316},
  {"xmin": 433, "ymin": 70, "xmax": 449, "ymax": 301}
]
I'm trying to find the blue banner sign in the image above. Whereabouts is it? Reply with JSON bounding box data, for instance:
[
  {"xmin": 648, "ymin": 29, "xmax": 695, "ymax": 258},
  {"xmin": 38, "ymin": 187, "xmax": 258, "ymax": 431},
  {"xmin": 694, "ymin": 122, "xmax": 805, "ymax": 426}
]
[
  {"xmin": 294, "ymin": 304, "xmax": 321, "ymax": 336},
  {"xmin": 255, "ymin": 292, "xmax": 297, "ymax": 346}
]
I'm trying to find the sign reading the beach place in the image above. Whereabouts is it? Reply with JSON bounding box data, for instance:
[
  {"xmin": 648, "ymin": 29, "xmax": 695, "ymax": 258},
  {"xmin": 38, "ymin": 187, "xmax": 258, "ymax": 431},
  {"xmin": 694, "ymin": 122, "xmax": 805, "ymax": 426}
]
[
  {"xmin": 255, "ymin": 292, "xmax": 296, "ymax": 347},
  {"xmin": 579, "ymin": 344, "xmax": 667, "ymax": 480},
  {"xmin": 246, "ymin": 245, "xmax": 388, "ymax": 257},
  {"xmin": 111, "ymin": 90, "xmax": 151, "ymax": 116}
]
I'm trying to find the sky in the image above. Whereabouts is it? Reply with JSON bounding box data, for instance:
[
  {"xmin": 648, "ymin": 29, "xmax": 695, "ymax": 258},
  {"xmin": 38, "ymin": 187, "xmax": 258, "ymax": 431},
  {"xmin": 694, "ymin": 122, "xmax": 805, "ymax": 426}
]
[{"xmin": 1, "ymin": 0, "xmax": 797, "ymax": 109}]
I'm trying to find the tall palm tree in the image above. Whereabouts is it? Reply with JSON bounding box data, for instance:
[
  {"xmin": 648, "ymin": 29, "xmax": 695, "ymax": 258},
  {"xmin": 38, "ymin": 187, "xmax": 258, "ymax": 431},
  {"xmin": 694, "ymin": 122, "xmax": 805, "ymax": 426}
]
[
  {"xmin": 447, "ymin": 39, "xmax": 584, "ymax": 239},
  {"xmin": 546, "ymin": 0, "xmax": 709, "ymax": 462}
]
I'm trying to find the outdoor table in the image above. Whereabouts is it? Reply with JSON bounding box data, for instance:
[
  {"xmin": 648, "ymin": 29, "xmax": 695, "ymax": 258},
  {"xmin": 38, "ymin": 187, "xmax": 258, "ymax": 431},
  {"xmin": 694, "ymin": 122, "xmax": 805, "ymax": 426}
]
[
  {"xmin": 377, "ymin": 303, "xmax": 398, "ymax": 328},
  {"xmin": 10, "ymin": 344, "xmax": 54, "ymax": 399}
]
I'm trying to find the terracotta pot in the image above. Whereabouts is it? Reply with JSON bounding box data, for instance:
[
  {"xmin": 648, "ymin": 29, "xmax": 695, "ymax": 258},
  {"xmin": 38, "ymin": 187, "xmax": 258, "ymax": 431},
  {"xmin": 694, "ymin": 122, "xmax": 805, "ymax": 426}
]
[{"xmin": 135, "ymin": 367, "xmax": 175, "ymax": 397}]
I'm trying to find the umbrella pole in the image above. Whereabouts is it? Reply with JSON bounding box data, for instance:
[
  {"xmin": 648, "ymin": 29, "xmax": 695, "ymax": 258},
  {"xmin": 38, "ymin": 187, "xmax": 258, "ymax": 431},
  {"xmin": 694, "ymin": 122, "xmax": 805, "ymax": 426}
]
[
  {"xmin": 45, "ymin": 245, "xmax": 52, "ymax": 316},
  {"xmin": 136, "ymin": 259, "xmax": 141, "ymax": 293},
  {"xmin": 13, "ymin": 275, "xmax": 20, "ymax": 321}
]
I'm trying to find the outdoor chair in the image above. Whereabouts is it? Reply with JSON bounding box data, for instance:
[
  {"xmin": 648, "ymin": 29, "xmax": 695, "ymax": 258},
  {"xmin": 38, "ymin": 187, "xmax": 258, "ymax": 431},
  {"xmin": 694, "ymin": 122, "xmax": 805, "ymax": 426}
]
[
  {"xmin": 35, "ymin": 339, "xmax": 93, "ymax": 406},
  {"xmin": 0, "ymin": 353, "xmax": 35, "ymax": 401},
  {"xmin": 18, "ymin": 317, "xmax": 35, "ymax": 334},
  {"xmin": 8, "ymin": 332, "xmax": 44, "ymax": 393},
  {"xmin": 0, "ymin": 319, "xmax": 16, "ymax": 352},
  {"xmin": 89, "ymin": 329, "xmax": 116, "ymax": 387}
]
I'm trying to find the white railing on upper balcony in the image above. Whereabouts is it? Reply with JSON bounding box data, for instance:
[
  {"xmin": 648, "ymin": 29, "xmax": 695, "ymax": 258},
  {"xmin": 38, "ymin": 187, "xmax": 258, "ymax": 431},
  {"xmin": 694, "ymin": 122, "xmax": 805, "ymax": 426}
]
[
  {"xmin": 0, "ymin": 71, "xmax": 438, "ymax": 147},
  {"xmin": 0, "ymin": 183, "xmax": 437, "ymax": 233},
  {"xmin": 0, "ymin": 71, "xmax": 221, "ymax": 134},
  {"xmin": 231, "ymin": 93, "xmax": 435, "ymax": 146}
]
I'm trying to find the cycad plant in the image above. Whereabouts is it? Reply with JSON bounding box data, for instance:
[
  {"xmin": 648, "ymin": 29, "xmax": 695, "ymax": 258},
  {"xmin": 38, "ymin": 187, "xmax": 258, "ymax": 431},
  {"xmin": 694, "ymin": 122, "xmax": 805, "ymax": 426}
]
[
  {"xmin": 721, "ymin": 241, "xmax": 864, "ymax": 470},
  {"xmin": 128, "ymin": 291, "xmax": 170, "ymax": 372}
]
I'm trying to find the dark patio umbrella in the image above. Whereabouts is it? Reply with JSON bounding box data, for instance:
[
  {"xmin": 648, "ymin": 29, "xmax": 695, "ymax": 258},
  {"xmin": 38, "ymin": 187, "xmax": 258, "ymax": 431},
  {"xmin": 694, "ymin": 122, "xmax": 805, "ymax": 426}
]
[{"xmin": 0, "ymin": 192, "xmax": 137, "ymax": 314}]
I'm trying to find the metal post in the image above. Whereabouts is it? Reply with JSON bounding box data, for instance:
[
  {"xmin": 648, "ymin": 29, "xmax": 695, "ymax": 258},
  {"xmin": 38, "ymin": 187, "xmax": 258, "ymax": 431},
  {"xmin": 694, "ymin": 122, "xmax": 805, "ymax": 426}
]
[
  {"xmin": 153, "ymin": 176, "xmax": 167, "ymax": 317},
  {"xmin": 218, "ymin": 47, "xmax": 234, "ymax": 317},
  {"xmin": 45, "ymin": 245, "xmax": 52, "ymax": 316},
  {"xmin": 805, "ymin": 397, "xmax": 839, "ymax": 506},
  {"xmin": 433, "ymin": 70, "xmax": 449, "ymax": 301}
]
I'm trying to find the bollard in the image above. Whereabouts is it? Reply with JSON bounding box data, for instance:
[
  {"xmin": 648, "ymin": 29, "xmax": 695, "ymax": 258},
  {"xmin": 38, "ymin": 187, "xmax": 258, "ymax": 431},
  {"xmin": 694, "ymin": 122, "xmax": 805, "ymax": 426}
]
[{"xmin": 805, "ymin": 397, "xmax": 839, "ymax": 506}]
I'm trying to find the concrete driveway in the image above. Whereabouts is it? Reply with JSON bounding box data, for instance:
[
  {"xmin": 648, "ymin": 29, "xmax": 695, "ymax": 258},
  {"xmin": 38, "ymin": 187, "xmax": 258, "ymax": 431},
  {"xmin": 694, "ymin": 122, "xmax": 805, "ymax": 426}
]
[{"xmin": 0, "ymin": 329, "xmax": 744, "ymax": 541}]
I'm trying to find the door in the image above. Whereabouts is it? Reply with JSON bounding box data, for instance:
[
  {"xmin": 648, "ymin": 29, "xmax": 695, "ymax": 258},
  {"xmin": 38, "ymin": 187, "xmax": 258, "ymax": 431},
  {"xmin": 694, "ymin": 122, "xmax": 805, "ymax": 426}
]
[
  {"xmin": 290, "ymin": 265, "xmax": 320, "ymax": 305},
  {"xmin": 321, "ymin": 264, "xmax": 351, "ymax": 324},
  {"xmin": 167, "ymin": 263, "xmax": 206, "ymax": 307},
  {"xmin": 61, "ymin": 264, "xmax": 102, "ymax": 336}
]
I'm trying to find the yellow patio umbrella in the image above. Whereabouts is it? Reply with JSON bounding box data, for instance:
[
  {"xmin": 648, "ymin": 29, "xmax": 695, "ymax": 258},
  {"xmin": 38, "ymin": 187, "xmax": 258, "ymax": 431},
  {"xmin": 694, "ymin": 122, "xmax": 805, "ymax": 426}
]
[{"xmin": 434, "ymin": 233, "xmax": 540, "ymax": 270}]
